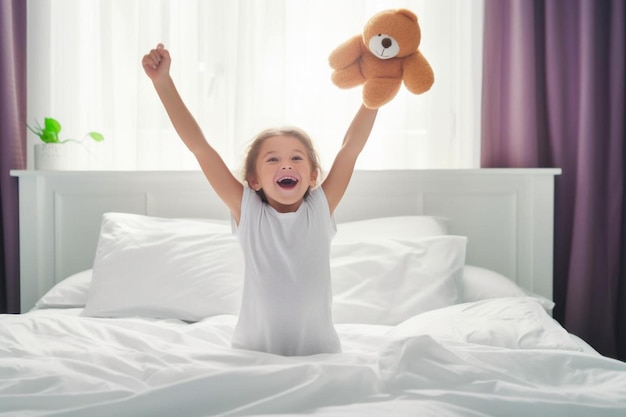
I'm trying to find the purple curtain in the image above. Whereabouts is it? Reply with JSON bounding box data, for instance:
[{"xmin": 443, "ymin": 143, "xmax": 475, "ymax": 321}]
[
  {"xmin": 0, "ymin": 0, "xmax": 27, "ymax": 313},
  {"xmin": 482, "ymin": 0, "xmax": 625, "ymax": 359}
]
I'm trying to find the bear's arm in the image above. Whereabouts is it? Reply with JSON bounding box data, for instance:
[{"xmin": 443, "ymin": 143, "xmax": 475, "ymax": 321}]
[
  {"xmin": 402, "ymin": 52, "xmax": 435, "ymax": 94},
  {"xmin": 329, "ymin": 35, "xmax": 365, "ymax": 70}
]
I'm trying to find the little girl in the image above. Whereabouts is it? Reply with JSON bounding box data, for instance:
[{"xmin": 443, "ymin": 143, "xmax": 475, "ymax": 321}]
[{"xmin": 142, "ymin": 44, "xmax": 378, "ymax": 356}]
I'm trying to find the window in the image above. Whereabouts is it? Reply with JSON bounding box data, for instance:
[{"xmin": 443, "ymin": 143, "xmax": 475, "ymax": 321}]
[{"xmin": 27, "ymin": 0, "xmax": 483, "ymax": 171}]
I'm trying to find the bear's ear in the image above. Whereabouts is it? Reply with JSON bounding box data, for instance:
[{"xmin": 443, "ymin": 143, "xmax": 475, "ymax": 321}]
[{"xmin": 397, "ymin": 8, "xmax": 417, "ymax": 23}]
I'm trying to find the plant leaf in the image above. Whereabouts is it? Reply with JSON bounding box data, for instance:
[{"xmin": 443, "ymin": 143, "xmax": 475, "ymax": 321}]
[
  {"xmin": 44, "ymin": 117, "xmax": 62, "ymax": 134},
  {"xmin": 41, "ymin": 130, "xmax": 59, "ymax": 143},
  {"xmin": 88, "ymin": 132, "xmax": 105, "ymax": 142}
]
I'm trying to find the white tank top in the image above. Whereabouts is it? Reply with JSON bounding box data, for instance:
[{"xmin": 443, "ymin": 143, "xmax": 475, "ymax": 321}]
[{"xmin": 231, "ymin": 186, "xmax": 341, "ymax": 356}]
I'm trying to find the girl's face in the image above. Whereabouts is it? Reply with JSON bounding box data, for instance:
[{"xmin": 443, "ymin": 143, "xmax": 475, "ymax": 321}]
[{"xmin": 249, "ymin": 135, "xmax": 318, "ymax": 212}]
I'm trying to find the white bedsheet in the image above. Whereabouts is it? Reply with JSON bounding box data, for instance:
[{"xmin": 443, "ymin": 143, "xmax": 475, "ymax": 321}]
[{"xmin": 1, "ymin": 301, "xmax": 626, "ymax": 417}]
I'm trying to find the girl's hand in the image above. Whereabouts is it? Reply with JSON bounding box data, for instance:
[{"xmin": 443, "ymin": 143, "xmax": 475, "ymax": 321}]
[{"xmin": 142, "ymin": 43, "xmax": 171, "ymax": 82}]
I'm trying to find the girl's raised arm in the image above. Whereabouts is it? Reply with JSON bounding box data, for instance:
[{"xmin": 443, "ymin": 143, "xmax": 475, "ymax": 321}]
[
  {"xmin": 322, "ymin": 104, "xmax": 378, "ymax": 215},
  {"xmin": 142, "ymin": 44, "xmax": 243, "ymax": 222}
]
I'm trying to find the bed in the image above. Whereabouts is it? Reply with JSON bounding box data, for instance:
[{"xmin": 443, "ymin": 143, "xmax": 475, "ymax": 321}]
[{"xmin": 4, "ymin": 168, "xmax": 626, "ymax": 417}]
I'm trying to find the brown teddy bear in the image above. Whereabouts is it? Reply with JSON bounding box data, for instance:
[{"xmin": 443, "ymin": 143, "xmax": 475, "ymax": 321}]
[{"xmin": 329, "ymin": 8, "xmax": 434, "ymax": 109}]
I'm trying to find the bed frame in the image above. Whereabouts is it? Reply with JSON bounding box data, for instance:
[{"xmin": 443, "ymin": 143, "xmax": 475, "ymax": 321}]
[{"xmin": 11, "ymin": 169, "xmax": 561, "ymax": 313}]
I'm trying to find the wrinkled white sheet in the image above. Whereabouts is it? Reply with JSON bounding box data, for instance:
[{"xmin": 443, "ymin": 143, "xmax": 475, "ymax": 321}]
[{"xmin": 1, "ymin": 303, "xmax": 626, "ymax": 417}]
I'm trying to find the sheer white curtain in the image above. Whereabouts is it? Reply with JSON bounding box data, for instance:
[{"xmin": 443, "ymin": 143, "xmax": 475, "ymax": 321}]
[{"xmin": 26, "ymin": 0, "xmax": 483, "ymax": 172}]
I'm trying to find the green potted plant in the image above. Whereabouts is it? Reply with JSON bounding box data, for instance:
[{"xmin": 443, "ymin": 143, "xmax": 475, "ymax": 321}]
[{"xmin": 27, "ymin": 117, "xmax": 104, "ymax": 170}]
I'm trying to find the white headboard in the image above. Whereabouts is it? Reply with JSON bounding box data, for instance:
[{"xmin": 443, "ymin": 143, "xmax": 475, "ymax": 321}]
[{"xmin": 11, "ymin": 169, "xmax": 561, "ymax": 313}]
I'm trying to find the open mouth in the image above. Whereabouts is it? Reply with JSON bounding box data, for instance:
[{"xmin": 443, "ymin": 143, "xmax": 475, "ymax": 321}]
[{"xmin": 276, "ymin": 176, "xmax": 299, "ymax": 189}]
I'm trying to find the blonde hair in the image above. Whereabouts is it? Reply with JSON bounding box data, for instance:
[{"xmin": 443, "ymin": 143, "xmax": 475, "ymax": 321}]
[{"xmin": 242, "ymin": 127, "xmax": 322, "ymax": 197}]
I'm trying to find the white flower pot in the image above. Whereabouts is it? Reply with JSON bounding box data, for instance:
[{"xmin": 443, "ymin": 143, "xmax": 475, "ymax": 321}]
[{"xmin": 34, "ymin": 143, "xmax": 88, "ymax": 170}]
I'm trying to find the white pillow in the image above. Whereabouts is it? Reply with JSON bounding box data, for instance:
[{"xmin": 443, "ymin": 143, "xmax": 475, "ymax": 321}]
[
  {"xmin": 35, "ymin": 269, "xmax": 93, "ymax": 309},
  {"xmin": 40, "ymin": 264, "xmax": 507, "ymax": 316},
  {"xmin": 82, "ymin": 213, "xmax": 243, "ymax": 322},
  {"xmin": 331, "ymin": 235, "xmax": 467, "ymax": 325},
  {"xmin": 71, "ymin": 213, "xmax": 458, "ymax": 323},
  {"xmin": 389, "ymin": 297, "xmax": 582, "ymax": 351},
  {"xmin": 462, "ymin": 265, "xmax": 554, "ymax": 311},
  {"xmin": 336, "ymin": 216, "xmax": 449, "ymax": 240}
]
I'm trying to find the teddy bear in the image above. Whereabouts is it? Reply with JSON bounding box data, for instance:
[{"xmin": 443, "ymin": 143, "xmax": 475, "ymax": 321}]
[{"xmin": 329, "ymin": 8, "xmax": 434, "ymax": 109}]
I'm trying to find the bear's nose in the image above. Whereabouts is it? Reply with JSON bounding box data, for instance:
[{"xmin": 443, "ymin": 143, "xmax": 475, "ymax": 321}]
[{"xmin": 382, "ymin": 38, "xmax": 392, "ymax": 49}]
